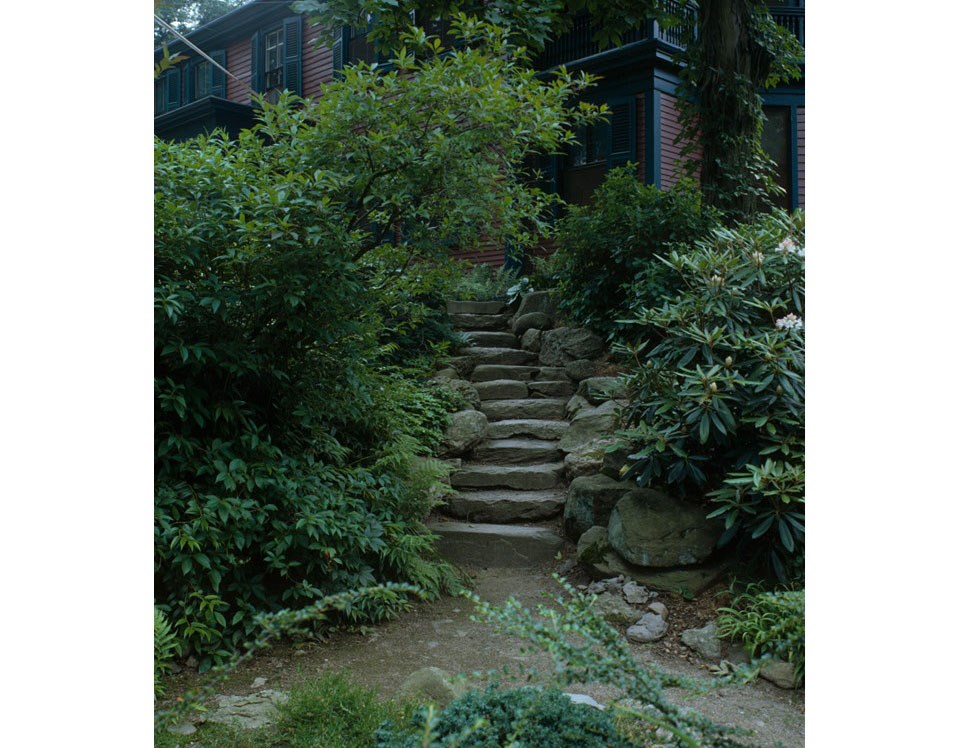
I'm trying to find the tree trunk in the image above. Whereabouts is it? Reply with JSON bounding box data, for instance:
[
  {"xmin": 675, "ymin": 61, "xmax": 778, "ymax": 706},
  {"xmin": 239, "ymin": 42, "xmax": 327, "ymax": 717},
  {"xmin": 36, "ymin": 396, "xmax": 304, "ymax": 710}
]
[{"xmin": 696, "ymin": 0, "xmax": 772, "ymax": 221}]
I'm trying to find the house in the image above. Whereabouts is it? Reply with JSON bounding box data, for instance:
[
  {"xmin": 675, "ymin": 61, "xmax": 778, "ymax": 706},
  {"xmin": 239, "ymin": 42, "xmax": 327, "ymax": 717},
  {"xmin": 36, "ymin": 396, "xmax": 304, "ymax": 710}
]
[{"xmin": 155, "ymin": 0, "xmax": 805, "ymax": 264}]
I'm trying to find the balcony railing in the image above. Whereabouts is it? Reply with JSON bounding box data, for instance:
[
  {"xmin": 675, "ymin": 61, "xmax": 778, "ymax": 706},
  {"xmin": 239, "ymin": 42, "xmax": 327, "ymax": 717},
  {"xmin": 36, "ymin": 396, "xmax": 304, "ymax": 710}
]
[{"xmin": 770, "ymin": 4, "xmax": 805, "ymax": 47}]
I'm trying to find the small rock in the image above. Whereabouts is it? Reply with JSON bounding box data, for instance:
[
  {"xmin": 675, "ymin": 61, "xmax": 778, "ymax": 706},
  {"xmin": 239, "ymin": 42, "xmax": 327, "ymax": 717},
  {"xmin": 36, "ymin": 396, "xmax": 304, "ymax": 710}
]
[
  {"xmin": 626, "ymin": 612, "xmax": 668, "ymax": 643},
  {"xmin": 759, "ymin": 658, "xmax": 800, "ymax": 689},
  {"xmin": 593, "ymin": 590, "xmax": 637, "ymax": 625},
  {"xmin": 520, "ymin": 327, "xmax": 543, "ymax": 353},
  {"xmin": 564, "ymin": 693, "xmax": 606, "ymax": 710},
  {"xmin": 185, "ymin": 656, "xmax": 198, "ymax": 669},
  {"xmin": 432, "ymin": 367, "xmax": 459, "ymax": 380},
  {"xmin": 557, "ymin": 558, "xmax": 577, "ymax": 576},
  {"xmin": 622, "ymin": 581, "xmax": 652, "ymax": 605},
  {"xmin": 165, "ymin": 722, "xmax": 197, "ymax": 736},
  {"xmin": 680, "ymin": 622, "xmax": 722, "ymax": 660},
  {"xmin": 647, "ymin": 601, "xmax": 668, "ymax": 619},
  {"xmin": 206, "ymin": 690, "xmax": 289, "ymax": 729},
  {"xmin": 250, "ymin": 677, "xmax": 267, "ymax": 689}
]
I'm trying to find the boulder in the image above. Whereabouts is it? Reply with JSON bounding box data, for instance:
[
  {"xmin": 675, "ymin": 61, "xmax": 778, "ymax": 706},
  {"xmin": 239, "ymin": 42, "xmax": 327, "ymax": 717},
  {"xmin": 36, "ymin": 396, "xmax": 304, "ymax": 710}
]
[
  {"xmin": 512, "ymin": 312, "xmax": 552, "ymax": 337},
  {"xmin": 439, "ymin": 409, "xmax": 488, "ymax": 457},
  {"xmin": 626, "ymin": 612, "xmax": 668, "ymax": 643},
  {"xmin": 565, "ymin": 359, "xmax": 602, "ymax": 381},
  {"xmin": 443, "ymin": 378, "xmax": 481, "ymax": 409},
  {"xmin": 564, "ymin": 394, "xmax": 592, "ymax": 419},
  {"xmin": 608, "ymin": 489, "xmax": 723, "ymax": 567},
  {"xmin": 577, "ymin": 376, "xmax": 627, "ymax": 405},
  {"xmin": 432, "ymin": 367, "xmax": 459, "ymax": 380},
  {"xmin": 576, "ymin": 525, "xmax": 611, "ymax": 566},
  {"xmin": 515, "ymin": 290, "xmax": 557, "ymax": 319},
  {"xmin": 205, "ymin": 690, "xmax": 290, "ymax": 729},
  {"xmin": 563, "ymin": 473, "xmax": 638, "ymax": 541},
  {"xmin": 540, "ymin": 327, "xmax": 605, "ymax": 366},
  {"xmin": 520, "ymin": 327, "xmax": 543, "ymax": 353},
  {"xmin": 397, "ymin": 667, "xmax": 468, "ymax": 707},
  {"xmin": 681, "ymin": 622, "xmax": 722, "ymax": 660},
  {"xmin": 563, "ymin": 437, "xmax": 615, "ymax": 480},
  {"xmin": 558, "ymin": 400, "xmax": 621, "ymax": 453}
]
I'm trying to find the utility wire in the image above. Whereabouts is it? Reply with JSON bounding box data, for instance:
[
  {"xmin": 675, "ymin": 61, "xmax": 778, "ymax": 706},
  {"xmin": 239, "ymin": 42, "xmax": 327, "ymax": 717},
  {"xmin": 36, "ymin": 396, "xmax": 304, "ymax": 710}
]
[{"xmin": 154, "ymin": 14, "xmax": 251, "ymax": 89}]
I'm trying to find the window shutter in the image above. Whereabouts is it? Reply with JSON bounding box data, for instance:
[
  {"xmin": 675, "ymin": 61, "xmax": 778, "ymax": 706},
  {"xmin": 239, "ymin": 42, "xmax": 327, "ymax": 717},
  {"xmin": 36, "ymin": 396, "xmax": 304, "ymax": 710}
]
[
  {"xmin": 250, "ymin": 31, "xmax": 263, "ymax": 96},
  {"xmin": 185, "ymin": 60, "xmax": 196, "ymax": 102},
  {"xmin": 165, "ymin": 67, "xmax": 181, "ymax": 112},
  {"xmin": 607, "ymin": 98, "xmax": 636, "ymax": 168},
  {"xmin": 332, "ymin": 26, "xmax": 346, "ymax": 79},
  {"xmin": 283, "ymin": 16, "xmax": 302, "ymax": 95},
  {"xmin": 211, "ymin": 50, "xmax": 226, "ymax": 97}
]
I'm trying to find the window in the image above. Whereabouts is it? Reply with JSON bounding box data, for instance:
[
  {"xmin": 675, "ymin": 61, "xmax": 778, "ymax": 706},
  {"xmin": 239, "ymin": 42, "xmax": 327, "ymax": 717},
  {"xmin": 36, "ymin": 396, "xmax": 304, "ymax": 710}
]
[
  {"xmin": 761, "ymin": 106, "xmax": 792, "ymax": 210},
  {"xmin": 250, "ymin": 17, "xmax": 302, "ymax": 100},
  {"xmin": 193, "ymin": 60, "xmax": 211, "ymax": 99},
  {"xmin": 559, "ymin": 97, "xmax": 635, "ymax": 206}
]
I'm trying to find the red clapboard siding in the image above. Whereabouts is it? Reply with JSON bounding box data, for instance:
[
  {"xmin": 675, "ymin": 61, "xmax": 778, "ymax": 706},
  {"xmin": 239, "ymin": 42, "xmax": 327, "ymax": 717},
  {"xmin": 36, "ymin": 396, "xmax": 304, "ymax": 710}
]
[
  {"xmin": 451, "ymin": 241, "xmax": 505, "ymax": 268},
  {"xmin": 635, "ymin": 94, "xmax": 646, "ymax": 181},
  {"xmin": 302, "ymin": 23, "xmax": 334, "ymax": 100},
  {"xmin": 797, "ymin": 107, "xmax": 805, "ymax": 208},
  {"xmin": 660, "ymin": 93, "xmax": 697, "ymax": 189},
  {"xmin": 225, "ymin": 35, "xmax": 252, "ymax": 103}
]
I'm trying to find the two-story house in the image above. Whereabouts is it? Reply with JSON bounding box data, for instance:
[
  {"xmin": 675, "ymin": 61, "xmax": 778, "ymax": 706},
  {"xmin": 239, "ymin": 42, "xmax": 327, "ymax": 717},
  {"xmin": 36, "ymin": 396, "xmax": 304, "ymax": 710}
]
[{"xmin": 155, "ymin": 0, "xmax": 805, "ymax": 266}]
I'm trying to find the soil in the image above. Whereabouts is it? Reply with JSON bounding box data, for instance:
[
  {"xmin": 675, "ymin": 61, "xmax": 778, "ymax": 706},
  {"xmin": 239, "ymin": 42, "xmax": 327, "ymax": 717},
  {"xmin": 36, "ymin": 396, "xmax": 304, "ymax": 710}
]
[{"xmin": 162, "ymin": 556, "xmax": 804, "ymax": 747}]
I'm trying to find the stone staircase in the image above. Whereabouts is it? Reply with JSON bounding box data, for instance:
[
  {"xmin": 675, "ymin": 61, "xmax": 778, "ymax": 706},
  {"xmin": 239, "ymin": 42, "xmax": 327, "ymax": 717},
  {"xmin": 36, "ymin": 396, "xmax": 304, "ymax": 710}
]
[{"xmin": 429, "ymin": 299, "xmax": 572, "ymax": 567}]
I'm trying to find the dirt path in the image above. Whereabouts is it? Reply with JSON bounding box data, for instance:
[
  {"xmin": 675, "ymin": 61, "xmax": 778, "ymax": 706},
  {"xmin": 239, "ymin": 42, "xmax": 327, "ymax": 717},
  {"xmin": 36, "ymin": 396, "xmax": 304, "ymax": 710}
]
[{"xmin": 164, "ymin": 559, "xmax": 803, "ymax": 747}]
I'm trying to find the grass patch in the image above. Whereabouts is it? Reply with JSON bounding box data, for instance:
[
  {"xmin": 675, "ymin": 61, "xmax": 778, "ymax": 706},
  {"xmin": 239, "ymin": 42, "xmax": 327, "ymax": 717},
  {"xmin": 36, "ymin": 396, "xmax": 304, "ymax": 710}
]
[{"xmin": 156, "ymin": 672, "xmax": 414, "ymax": 748}]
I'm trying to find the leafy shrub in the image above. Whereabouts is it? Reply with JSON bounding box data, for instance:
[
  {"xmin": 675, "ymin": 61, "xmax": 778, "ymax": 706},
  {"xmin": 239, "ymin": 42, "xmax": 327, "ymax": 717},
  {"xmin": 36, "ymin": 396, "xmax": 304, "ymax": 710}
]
[
  {"xmin": 617, "ymin": 210, "xmax": 805, "ymax": 581},
  {"xmin": 155, "ymin": 20, "xmax": 600, "ymax": 666},
  {"xmin": 453, "ymin": 263, "xmax": 527, "ymax": 301},
  {"xmin": 716, "ymin": 585, "xmax": 805, "ymax": 685},
  {"xmin": 551, "ymin": 168, "xmax": 721, "ymax": 338},
  {"xmin": 154, "ymin": 606, "xmax": 180, "ymax": 698},
  {"xmin": 377, "ymin": 685, "xmax": 633, "ymax": 748}
]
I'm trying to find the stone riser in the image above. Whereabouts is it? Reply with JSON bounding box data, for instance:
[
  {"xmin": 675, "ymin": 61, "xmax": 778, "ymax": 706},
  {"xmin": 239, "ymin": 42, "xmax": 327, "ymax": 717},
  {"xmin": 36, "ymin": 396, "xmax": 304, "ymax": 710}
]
[
  {"xmin": 450, "ymin": 462, "xmax": 565, "ymax": 490},
  {"xmin": 444, "ymin": 489, "xmax": 565, "ymax": 523},
  {"xmin": 470, "ymin": 365, "xmax": 570, "ymax": 382},
  {"xmin": 472, "ymin": 438, "xmax": 564, "ymax": 464},
  {"xmin": 428, "ymin": 520, "xmax": 564, "ymax": 567},
  {"xmin": 480, "ymin": 398, "xmax": 567, "ymax": 421},
  {"xmin": 486, "ymin": 419, "xmax": 568, "ymax": 441}
]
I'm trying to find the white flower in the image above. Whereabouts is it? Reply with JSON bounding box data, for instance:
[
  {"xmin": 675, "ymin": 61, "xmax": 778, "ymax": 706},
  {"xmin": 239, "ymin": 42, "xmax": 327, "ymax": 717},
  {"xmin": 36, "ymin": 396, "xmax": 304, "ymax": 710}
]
[
  {"xmin": 774, "ymin": 237, "xmax": 804, "ymax": 256},
  {"xmin": 775, "ymin": 313, "xmax": 803, "ymax": 331}
]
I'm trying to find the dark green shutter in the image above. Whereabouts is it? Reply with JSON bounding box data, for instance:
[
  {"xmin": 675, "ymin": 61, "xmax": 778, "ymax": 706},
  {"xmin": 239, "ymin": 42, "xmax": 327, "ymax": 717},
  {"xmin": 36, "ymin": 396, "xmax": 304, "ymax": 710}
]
[
  {"xmin": 185, "ymin": 60, "xmax": 196, "ymax": 102},
  {"xmin": 250, "ymin": 31, "xmax": 263, "ymax": 96},
  {"xmin": 332, "ymin": 26, "xmax": 346, "ymax": 80},
  {"xmin": 607, "ymin": 97, "xmax": 636, "ymax": 169},
  {"xmin": 165, "ymin": 67, "xmax": 181, "ymax": 112},
  {"xmin": 283, "ymin": 16, "xmax": 302, "ymax": 95},
  {"xmin": 211, "ymin": 50, "xmax": 226, "ymax": 97}
]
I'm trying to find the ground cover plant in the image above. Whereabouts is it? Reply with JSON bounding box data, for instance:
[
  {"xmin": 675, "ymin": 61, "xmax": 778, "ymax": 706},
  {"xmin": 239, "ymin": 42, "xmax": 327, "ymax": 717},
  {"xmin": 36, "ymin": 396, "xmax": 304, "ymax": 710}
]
[
  {"xmin": 716, "ymin": 584, "xmax": 804, "ymax": 685},
  {"xmin": 550, "ymin": 168, "xmax": 721, "ymax": 339},
  {"xmin": 155, "ymin": 18, "xmax": 602, "ymax": 668},
  {"xmin": 616, "ymin": 210, "xmax": 805, "ymax": 581}
]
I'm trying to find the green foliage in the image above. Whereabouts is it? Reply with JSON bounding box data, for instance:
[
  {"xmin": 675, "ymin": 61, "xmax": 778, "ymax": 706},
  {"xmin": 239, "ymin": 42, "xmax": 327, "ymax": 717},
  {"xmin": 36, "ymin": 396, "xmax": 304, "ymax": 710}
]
[
  {"xmin": 453, "ymin": 264, "xmax": 527, "ymax": 302},
  {"xmin": 156, "ymin": 20, "xmax": 597, "ymax": 665},
  {"xmin": 617, "ymin": 210, "xmax": 804, "ymax": 581},
  {"xmin": 469, "ymin": 576, "xmax": 758, "ymax": 747},
  {"xmin": 154, "ymin": 606, "xmax": 180, "ymax": 698},
  {"xmin": 376, "ymin": 685, "xmax": 633, "ymax": 748},
  {"xmin": 551, "ymin": 168, "xmax": 720, "ymax": 338},
  {"xmin": 716, "ymin": 585, "xmax": 804, "ymax": 685}
]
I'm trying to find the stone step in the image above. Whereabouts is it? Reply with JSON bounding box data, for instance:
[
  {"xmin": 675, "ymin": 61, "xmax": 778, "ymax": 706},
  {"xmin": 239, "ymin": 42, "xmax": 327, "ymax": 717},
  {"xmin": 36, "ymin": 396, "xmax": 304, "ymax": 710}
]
[
  {"xmin": 447, "ymin": 299, "xmax": 509, "ymax": 315},
  {"xmin": 470, "ymin": 365, "xmax": 571, "ymax": 383},
  {"xmin": 472, "ymin": 438, "xmax": 564, "ymax": 464},
  {"xmin": 480, "ymin": 398, "xmax": 568, "ymax": 421},
  {"xmin": 487, "ymin": 419, "xmax": 569, "ymax": 441},
  {"xmin": 456, "ymin": 347, "xmax": 539, "ymax": 367},
  {"xmin": 474, "ymin": 379, "xmax": 529, "ymax": 401},
  {"xmin": 463, "ymin": 331, "xmax": 520, "ymax": 349},
  {"xmin": 528, "ymin": 380, "xmax": 576, "ymax": 398},
  {"xmin": 444, "ymin": 489, "xmax": 565, "ymax": 523},
  {"xmin": 428, "ymin": 520, "xmax": 564, "ymax": 567},
  {"xmin": 450, "ymin": 462, "xmax": 565, "ymax": 490},
  {"xmin": 449, "ymin": 313, "xmax": 512, "ymax": 331}
]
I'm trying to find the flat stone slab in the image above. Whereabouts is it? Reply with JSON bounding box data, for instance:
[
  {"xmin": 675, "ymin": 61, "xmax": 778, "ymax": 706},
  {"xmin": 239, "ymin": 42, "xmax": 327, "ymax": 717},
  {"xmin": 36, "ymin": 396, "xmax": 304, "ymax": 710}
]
[
  {"xmin": 487, "ymin": 419, "xmax": 568, "ymax": 440},
  {"xmin": 528, "ymin": 380, "xmax": 575, "ymax": 398},
  {"xmin": 447, "ymin": 300, "xmax": 509, "ymax": 315},
  {"xmin": 427, "ymin": 520, "xmax": 564, "ymax": 567},
  {"xmin": 481, "ymin": 398, "xmax": 567, "ymax": 421},
  {"xmin": 475, "ymin": 379, "xmax": 529, "ymax": 401},
  {"xmin": 444, "ymin": 489, "xmax": 565, "ymax": 522},
  {"xmin": 449, "ymin": 313, "xmax": 511, "ymax": 331},
  {"xmin": 457, "ymin": 347, "xmax": 539, "ymax": 366},
  {"xmin": 204, "ymin": 690, "xmax": 290, "ymax": 729},
  {"xmin": 464, "ymin": 331, "xmax": 520, "ymax": 348},
  {"xmin": 450, "ymin": 462, "xmax": 565, "ymax": 490},
  {"xmin": 471, "ymin": 365, "xmax": 542, "ymax": 382},
  {"xmin": 472, "ymin": 438, "xmax": 564, "ymax": 464}
]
